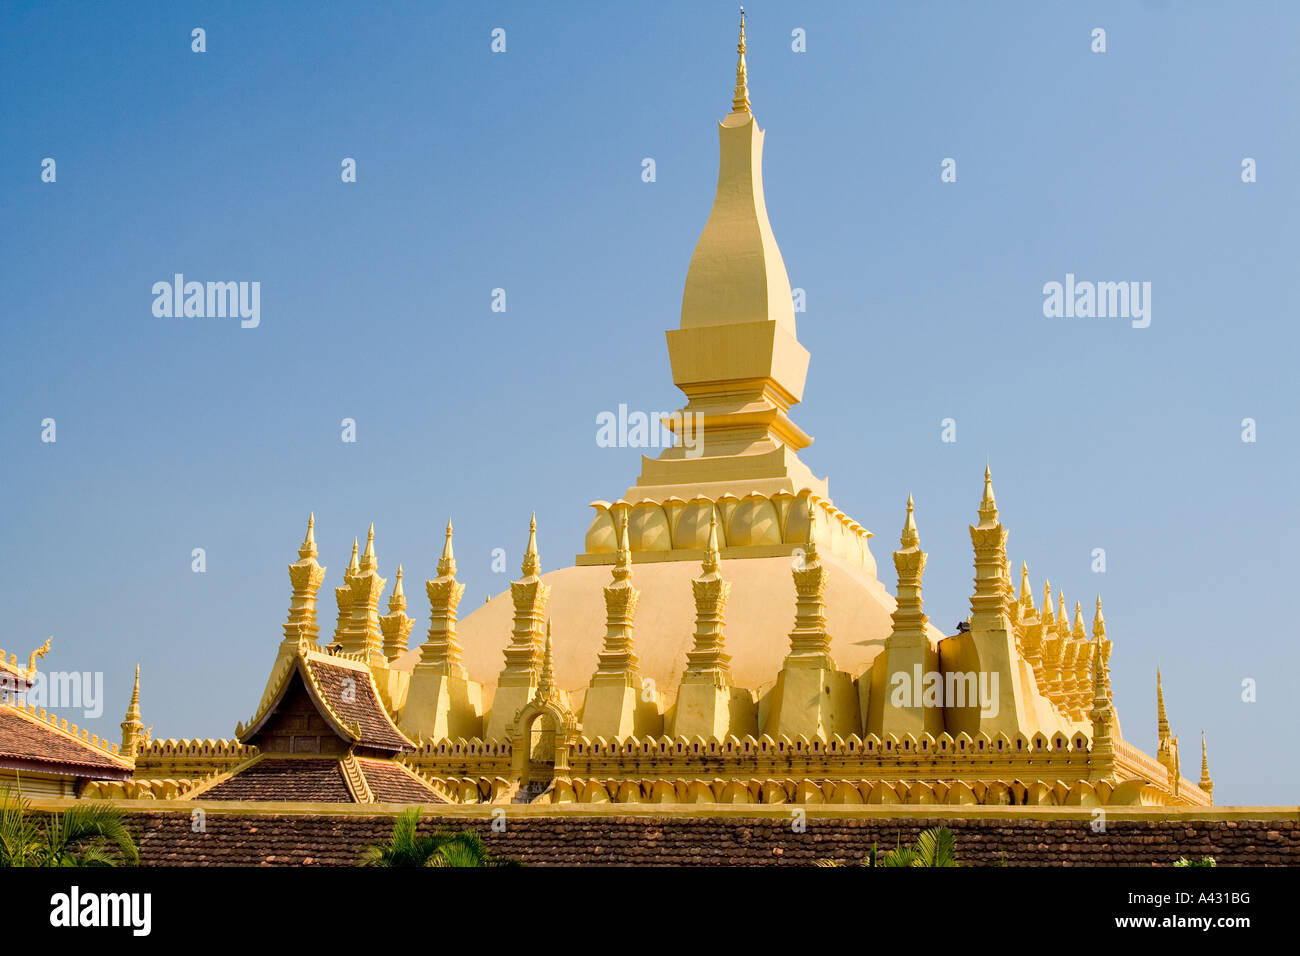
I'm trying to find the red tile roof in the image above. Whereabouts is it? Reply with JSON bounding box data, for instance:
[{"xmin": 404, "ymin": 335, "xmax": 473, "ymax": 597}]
[
  {"xmin": 201, "ymin": 758, "xmax": 353, "ymax": 803},
  {"xmin": 358, "ymin": 760, "xmax": 449, "ymax": 804},
  {"xmin": 0, "ymin": 706, "xmax": 132, "ymax": 778},
  {"xmin": 304, "ymin": 657, "xmax": 411, "ymax": 752}
]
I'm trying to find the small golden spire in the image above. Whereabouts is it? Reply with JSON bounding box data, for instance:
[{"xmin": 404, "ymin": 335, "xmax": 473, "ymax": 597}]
[
  {"xmin": 702, "ymin": 509, "xmax": 721, "ymax": 574},
  {"xmin": 361, "ymin": 523, "xmax": 377, "ymax": 572},
  {"xmin": 388, "ymin": 565, "xmax": 406, "ymax": 612},
  {"xmin": 120, "ymin": 664, "xmax": 145, "ymax": 758},
  {"xmin": 731, "ymin": 7, "xmax": 750, "ymax": 114},
  {"xmin": 538, "ymin": 620, "xmax": 556, "ymax": 698},
  {"xmin": 1072, "ymin": 601, "xmax": 1086, "ymax": 640},
  {"xmin": 1020, "ymin": 562, "xmax": 1035, "ymax": 611},
  {"xmin": 801, "ymin": 499, "xmax": 819, "ymax": 562},
  {"xmin": 127, "ymin": 664, "xmax": 141, "ymax": 717},
  {"xmin": 1200, "ymin": 731, "xmax": 1213, "ymax": 796},
  {"xmin": 977, "ymin": 465, "xmax": 999, "ymax": 525},
  {"xmin": 299, "ymin": 513, "xmax": 318, "ymax": 559},
  {"xmin": 522, "ymin": 512, "xmax": 540, "ymax": 577},
  {"xmin": 612, "ymin": 511, "xmax": 633, "ymax": 582},
  {"xmin": 437, "ymin": 519, "xmax": 456, "ymax": 578},
  {"xmin": 1042, "ymin": 580, "xmax": 1054, "ymax": 623},
  {"xmin": 1092, "ymin": 596, "xmax": 1106, "ymax": 639},
  {"xmin": 900, "ymin": 494, "xmax": 919, "ymax": 550},
  {"xmin": 1057, "ymin": 591, "xmax": 1068, "ymax": 634},
  {"xmin": 347, "ymin": 537, "xmax": 360, "ymax": 574},
  {"xmin": 1157, "ymin": 669, "xmax": 1171, "ymax": 750}
]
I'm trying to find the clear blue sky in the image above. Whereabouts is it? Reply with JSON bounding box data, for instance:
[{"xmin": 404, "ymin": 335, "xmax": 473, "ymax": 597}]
[{"xmin": 2, "ymin": 2, "xmax": 1296, "ymax": 805}]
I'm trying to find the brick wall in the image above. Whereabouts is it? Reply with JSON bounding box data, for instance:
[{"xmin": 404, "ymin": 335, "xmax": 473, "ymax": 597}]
[{"xmin": 125, "ymin": 810, "xmax": 1300, "ymax": 866}]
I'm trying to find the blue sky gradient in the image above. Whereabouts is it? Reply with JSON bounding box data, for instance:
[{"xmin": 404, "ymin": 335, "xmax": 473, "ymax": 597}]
[{"xmin": 2, "ymin": 1, "xmax": 1297, "ymax": 804}]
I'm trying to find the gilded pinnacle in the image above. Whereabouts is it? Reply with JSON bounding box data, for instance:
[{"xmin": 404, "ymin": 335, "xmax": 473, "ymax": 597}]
[
  {"xmin": 1072, "ymin": 601, "xmax": 1086, "ymax": 640},
  {"xmin": 361, "ymin": 523, "xmax": 377, "ymax": 572},
  {"xmin": 522, "ymin": 512, "xmax": 540, "ymax": 577},
  {"xmin": 731, "ymin": 8, "xmax": 750, "ymax": 114},
  {"xmin": 613, "ymin": 511, "xmax": 633, "ymax": 582},
  {"xmin": 538, "ymin": 620, "xmax": 555, "ymax": 697},
  {"xmin": 299, "ymin": 513, "xmax": 317, "ymax": 559},
  {"xmin": 900, "ymin": 494, "xmax": 919, "ymax": 549},
  {"xmin": 977, "ymin": 465, "xmax": 999, "ymax": 526},
  {"xmin": 702, "ymin": 509, "xmax": 721, "ymax": 574},
  {"xmin": 1093, "ymin": 596, "xmax": 1106, "ymax": 639},
  {"xmin": 389, "ymin": 566, "xmax": 406, "ymax": 610},
  {"xmin": 127, "ymin": 664, "xmax": 141, "ymax": 717},
  {"xmin": 438, "ymin": 518, "xmax": 456, "ymax": 578},
  {"xmin": 1157, "ymin": 669, "xmax": 1170, "ymax": 737},
  {"xmin": 804, "ymin": 499, "xmax": 819, "ymax": 561},
  {"xmin": 347, "ymin": 538, "xmax": 359, "ymax": 574},
  {"xmin": 1020, "ymin": 562, "xmax": 1035, "ymax": 610}
]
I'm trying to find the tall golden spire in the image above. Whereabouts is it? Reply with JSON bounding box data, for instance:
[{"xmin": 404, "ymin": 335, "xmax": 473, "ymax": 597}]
[
  {"xmin": 1157, "ymin": 669, "xmax": 1170, "ymax": 738},
  {"xmin": 1156, "ymin": 668, "xmax": 1174, "ymax": 771},
  {"xmin": 486, "ymin": 512, "xmax": 553, "ymax": 740},
  {"xmin": 889, "ymin": 495, "xmax": 929, "ymax": 645},
  {"xmin": 120, "ymin": 665, "xmax": 145, "ymax": 759},
  {"xmin": 284, "ymin": 513, "xmax": 326, "ymax": 644},
  {"xmin": 731, "ymin": 8, "xmax": 750, "ymax": 114},
  {"xmin": 1199, "ymin": 731, "xmax": 1213, "ymax": 798},
  {"xmin": 380, "ymin": 565, "xmax": 414, "ymax": 661},
  {"xmin": 592, "ymin": 511, "xmax": 641, "ymax": 681},
  {"xmin": 420, "ymin": 520, "xmax": 468, "ymax": 674}
]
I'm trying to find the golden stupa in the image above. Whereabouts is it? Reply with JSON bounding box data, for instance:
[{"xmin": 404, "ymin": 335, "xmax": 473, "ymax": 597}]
[{"xmin": 105, "ymin": 15, "xmax": 1211, "ymax": 809}]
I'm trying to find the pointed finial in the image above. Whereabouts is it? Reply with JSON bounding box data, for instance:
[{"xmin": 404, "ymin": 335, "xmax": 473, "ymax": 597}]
[
  {"xmin": 348, "ymin": 538, "xmax": 360, "ymax": 573},
  {"xmin": 521, "ymin": 512, "xmax": 540, "ymax": 577},
  {"xmin": 1092, "ymin": 596, "xmax": 1106, "ymax": 639},
  {"xmin": 1057, "ymin": 591, "xmax": 1067, "ymax": 629},
  {"xmin": 731, "ymin": 7, "xmax": 750, "ymax": 114},
  {"xmin": 1200, "ymin": 731, "xmax": 1213, "ymax": 793},
  {"xmin": 1020, "ymin": 562, "xmax": 1035, "ymax": 610},
  {"xmin": 438, "ymin": 518, "xmax": 456, "ymax": 578},
  {"xmin": 899, "ymin": 494, "xmax": 919, "ymax": 549},
  {"xmin": 299, "ymin": 513, "xmax": 318, "ymax": 559},
  {"xmin": 1157, "ymin": 669, "xmax": 1170, "ymax": 738},
  {"xmin": 127, "ymin": 664, "xmax": 141, "ymax": 715},
  {"xmin": 1041, "ymin": 580, "xmax": 1054, "ymax": 622},
  {"xmin": 360, "ymin": 523, "xmax": 377, "ymax": 571},
  {"xmin": 1072, "ymin": 601, "xmax": 1086, "ymax": 640},
  {"xmin": 612, "ymin": 510, "xmax": 633, "ymax": 581},
  {"xmin": 702, "ymin": 509, "xmax": 721, "ymax": 573},
  {"xmin": 538, "ymin": 620, "xmax": 556, "ymax": 697},
  {"xmin": 803, "ymin": 499, "xmax": 819, "ymax": 561},
  {"xmin": 978, "ymin": 465, "xmax": 999, "ymax": 524},
  {"xmin": 388, "ymin": 565, "xmax": 406, "ymax": 611}
]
